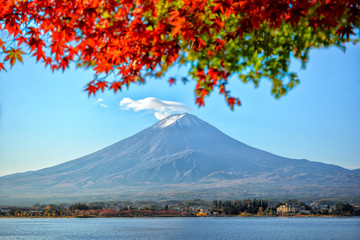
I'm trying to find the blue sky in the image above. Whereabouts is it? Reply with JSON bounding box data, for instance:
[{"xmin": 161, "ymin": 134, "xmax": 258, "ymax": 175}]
[{"xmin": 0, "ymin": 43, "xmax": 359, "ymax": 176}]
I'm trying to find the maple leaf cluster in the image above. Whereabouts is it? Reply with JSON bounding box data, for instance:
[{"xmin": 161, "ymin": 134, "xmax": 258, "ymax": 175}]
[{"xmin": 0, "ymin": 0, "xmax": 359, "ymax": 109}]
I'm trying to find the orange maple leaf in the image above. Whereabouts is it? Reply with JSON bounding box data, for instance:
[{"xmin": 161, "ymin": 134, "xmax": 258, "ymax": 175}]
[{"xmin": 4, "ymin": 48, "xmax": 25, "ymax": 67}]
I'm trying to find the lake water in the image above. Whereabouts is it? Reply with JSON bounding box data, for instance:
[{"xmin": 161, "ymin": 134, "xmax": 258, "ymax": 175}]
[{"xmin": 0, "ymin": 217, "xmax": 359, "ymax": 240}]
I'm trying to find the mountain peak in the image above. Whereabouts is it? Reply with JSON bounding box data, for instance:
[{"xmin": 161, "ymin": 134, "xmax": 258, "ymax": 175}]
[
  {"xmin": 1, "ymin": 112, "xmax": 359, "ymax": 205},
  {"xmin": 157, "ymin": 113, "xmax": 186, "ymax": 128},
  {"xmin": 153, "ymin": 113, "xmax": 206, "ymax": 129}
]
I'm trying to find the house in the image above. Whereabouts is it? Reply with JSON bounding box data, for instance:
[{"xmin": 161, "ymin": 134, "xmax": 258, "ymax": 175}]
[
  {"xmin": 0, "ymin": 208, "xmax": 11, "ymax": 214},
  {"xmin": 277, "ymin": 203, "xmax": 304, "ymax": 215}
]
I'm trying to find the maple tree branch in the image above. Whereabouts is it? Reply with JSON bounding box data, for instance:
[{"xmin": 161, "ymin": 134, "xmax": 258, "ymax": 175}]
[{"xmin": 0, "ymin": 0, "xmax": 359, "ymax": 109}]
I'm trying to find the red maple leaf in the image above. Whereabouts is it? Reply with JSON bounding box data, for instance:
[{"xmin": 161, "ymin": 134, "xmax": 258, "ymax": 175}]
[
  {"xmin": 336, "ymin": 26, "xmax": 354, "ymax": 40},
  {"xmin": 0, "ymin": 62, "xmax": 6, "ymax": 71},
  {"xmin": 85, "ymin": 81, "xmax": 98, "ymax": 96},
  {"xmin": 196, "ymin": 97, "xmax": 205, "ymax": 107},
  {"xmin": 96, "ymin": 81, "xmax": 108, "ymax": 92},
  {"xmin": 44, "ymin": 57, "xmax": 52, "ymax": 67},
  {"xmin": 168, "ymin": 78, "xmax": 176, "ymax": 85},
  {"xmin": 226, "ymin": 97, "xmax": 241, "ymax": 110},
  {"xmin": 59, "ymin": 57, "xmax": 70, "ymax": 71},
  {"xmin": 109, "ymin": 81, "xmax": 122, "ymax": 93}
]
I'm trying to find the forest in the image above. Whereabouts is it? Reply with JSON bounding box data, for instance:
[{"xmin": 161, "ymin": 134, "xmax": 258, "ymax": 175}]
[{"xmin": 1, "ymin": 199, "xmax": 359, "ymax": 217}]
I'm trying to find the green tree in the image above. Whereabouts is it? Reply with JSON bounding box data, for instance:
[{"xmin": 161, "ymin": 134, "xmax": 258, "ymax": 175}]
[
  {"xmin": 335, "ymin": 203, "xmax": 355, "ymax": 214},
  {"xmin": 6, "ymin": 210, "xmax": 14, "ymax": 216},
  {"xmin": 69, "ymin": 203, "xmax": 89, "ymax": 212}
]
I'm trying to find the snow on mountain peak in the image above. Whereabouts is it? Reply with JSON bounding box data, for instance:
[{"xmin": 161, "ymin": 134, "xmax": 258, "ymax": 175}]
[
  {"xmin": 153, "ymin": 113, "xmax": 206, "ymax": 129},
  {"xmin": 158, "ymin": 114, "xmax": 186, "ymax": 128}
]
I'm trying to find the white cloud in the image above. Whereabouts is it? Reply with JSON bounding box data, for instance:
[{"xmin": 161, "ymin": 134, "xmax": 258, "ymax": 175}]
[
  {"xmin": 120, "ymin": 97, "xmax": 191, "ymax": 120},
  {"xmin": 94, "ymin": 98, "xmax": 108, "ymax": 108}
]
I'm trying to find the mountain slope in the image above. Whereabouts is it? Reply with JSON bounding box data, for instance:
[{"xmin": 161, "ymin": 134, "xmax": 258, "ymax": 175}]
[{"xmin": 1, "ymin": 113, "xmax": 359, "ymax": 204}]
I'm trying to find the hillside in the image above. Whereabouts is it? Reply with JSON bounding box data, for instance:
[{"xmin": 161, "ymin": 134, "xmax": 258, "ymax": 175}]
[{"xmin": 1, "ymin": 113, "xmax": 359, "ymax": 205}]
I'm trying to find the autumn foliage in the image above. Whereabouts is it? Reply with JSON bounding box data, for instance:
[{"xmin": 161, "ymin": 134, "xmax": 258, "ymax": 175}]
[{"xmin": 0, "ymin": 0, "xmax": 359, "ymax": 108}]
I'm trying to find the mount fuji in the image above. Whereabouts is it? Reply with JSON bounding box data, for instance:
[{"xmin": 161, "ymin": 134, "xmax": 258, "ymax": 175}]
[{"xmin": 1, "ymin": 113, "xmax": 359, "ymax": 204}]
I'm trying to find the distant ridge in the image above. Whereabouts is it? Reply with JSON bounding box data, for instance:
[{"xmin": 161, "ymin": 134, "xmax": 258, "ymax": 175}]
[{"xmin": 1, "ymin": 113, "xmax": 359, "ymax": 205}]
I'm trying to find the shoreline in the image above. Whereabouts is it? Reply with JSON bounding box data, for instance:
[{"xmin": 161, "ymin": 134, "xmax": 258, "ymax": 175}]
[{"xmin": 1, "ymin": 215, "xmax": 355, "ymax": 219}]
